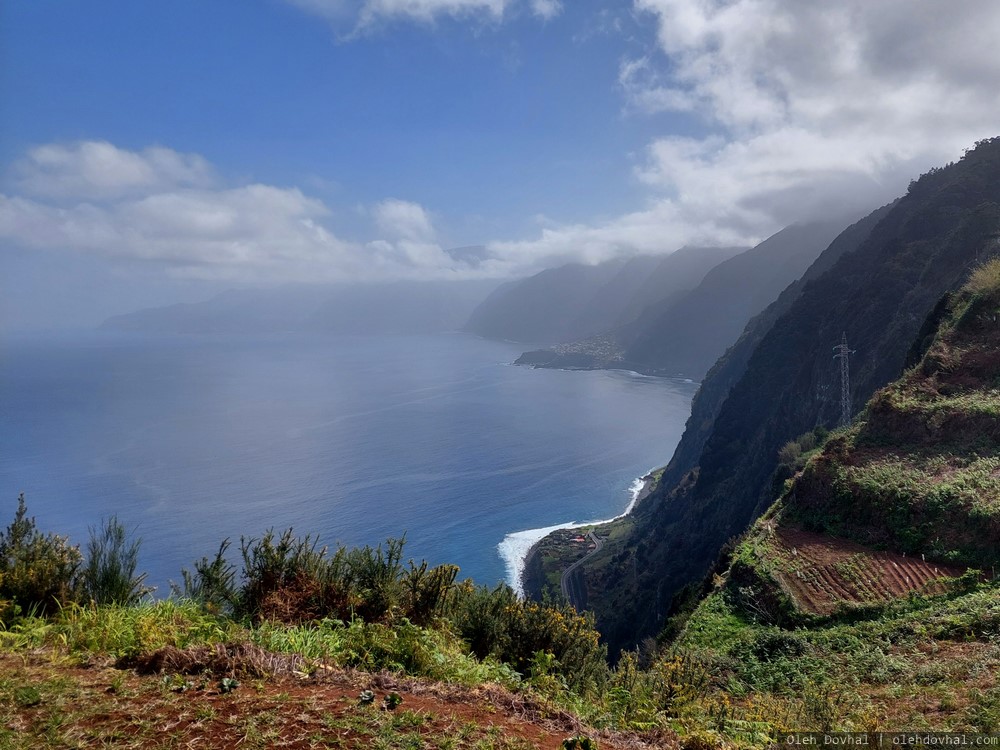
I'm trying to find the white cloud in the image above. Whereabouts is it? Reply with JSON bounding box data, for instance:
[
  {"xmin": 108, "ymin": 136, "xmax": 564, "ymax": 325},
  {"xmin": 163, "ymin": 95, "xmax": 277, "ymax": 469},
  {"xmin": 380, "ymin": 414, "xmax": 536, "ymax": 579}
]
[
  {"xmin": 530, "ymin": 0, "xmax": 561, "ymax": 21},
  {"xmin": 495, "ymin": 0, "xmax": 1000, "ymax": 263},
  {"xmin": 627, "ymin": 0, "xmax": 998, "ymax": 212},
  {"xmin": 618, "ymin": 57, "xmax": 696, "ymax": 115},
  {"xmin": 13, "ymin": 141, "xmax": 214, "ymax": 200},
  {"xmin": 359, "ymin": 0, "xmax": 506, "ymax": 25},
  {"xmin": 287, "ymin": 0, "xmax": 506, "ymax": 26},
  {"xmin": 483, "ymin": 196, "xmax": 756, "ymax": 272},
  {"xmin": 0, "ymin": 142, "xmax": 490, "ymax": 283},
  {"xmin": 284, "ymin": 0, "xmax": 560, "ymax": 28},
  {"xmin": 373, "ymin": 199, "xmax": 436, "ymax": 242}
]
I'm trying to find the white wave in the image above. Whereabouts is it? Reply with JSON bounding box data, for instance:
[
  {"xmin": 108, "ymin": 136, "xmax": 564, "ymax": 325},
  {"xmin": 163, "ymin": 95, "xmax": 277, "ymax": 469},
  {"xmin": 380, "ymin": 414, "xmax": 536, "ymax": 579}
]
[
  {"xmin": 497, "ymin": 468, "xmax": 659, "ymax": 597},
  {"xmin": 620, "ymin": 476, "xmax": 646, "ymax": 517},
  {"xmin": 498, "ymin": 521, "xmax": 589, "ymax": 598}
]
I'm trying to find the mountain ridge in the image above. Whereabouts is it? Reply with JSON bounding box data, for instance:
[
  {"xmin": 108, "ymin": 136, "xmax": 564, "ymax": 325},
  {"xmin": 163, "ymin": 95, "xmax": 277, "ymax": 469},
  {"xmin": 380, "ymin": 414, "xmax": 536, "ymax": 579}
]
[
  {"xmin": 464, "ymin": 246, "xmax": 746, "ymax": 346},
  {"xmin": 517, "ymin": 221, "xmax": 848, "ymax": 379}
]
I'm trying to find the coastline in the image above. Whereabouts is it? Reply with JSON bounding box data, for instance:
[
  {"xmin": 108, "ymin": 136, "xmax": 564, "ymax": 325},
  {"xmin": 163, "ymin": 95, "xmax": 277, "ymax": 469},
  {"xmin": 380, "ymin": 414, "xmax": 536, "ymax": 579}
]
[{"xmin": 497, "ymin": 469, "xmax": 660, "ymax": 598}]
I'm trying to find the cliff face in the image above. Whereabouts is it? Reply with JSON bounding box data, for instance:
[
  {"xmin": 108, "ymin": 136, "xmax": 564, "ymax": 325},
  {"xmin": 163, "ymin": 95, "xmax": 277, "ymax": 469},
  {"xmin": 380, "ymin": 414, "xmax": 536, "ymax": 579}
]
[
  {"xmin": 659, "ymin": 205, "xmax": 894, "ymax": 483},
  {"xmin": 686, "ymin": 257, "xmax": 1000, "ymax": 625},
  {"xmin": 584, "ymin": 138, "xmax": 1000, "ymax": 654},
  {"xmin": 665, "ymin": 270, "xmax": 1000, "ymax": 734}
]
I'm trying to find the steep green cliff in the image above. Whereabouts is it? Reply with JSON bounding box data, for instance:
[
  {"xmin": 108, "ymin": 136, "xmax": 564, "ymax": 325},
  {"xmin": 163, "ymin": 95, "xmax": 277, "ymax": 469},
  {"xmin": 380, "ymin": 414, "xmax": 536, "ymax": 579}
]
[
  {"xmin": 583, "ymin": 138, "xmax": 1000, "ymax": 654},
  {"xmin": 667, "ymin": 261, "xmax": 1000, "ymax": 735}
]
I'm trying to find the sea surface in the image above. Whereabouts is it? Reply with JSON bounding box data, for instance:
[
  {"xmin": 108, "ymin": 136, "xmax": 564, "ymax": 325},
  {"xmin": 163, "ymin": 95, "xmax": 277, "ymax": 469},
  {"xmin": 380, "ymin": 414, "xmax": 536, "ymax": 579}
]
[{"xmin": 0, "ymin": 331, "xmax": 697, "ymax": 594}]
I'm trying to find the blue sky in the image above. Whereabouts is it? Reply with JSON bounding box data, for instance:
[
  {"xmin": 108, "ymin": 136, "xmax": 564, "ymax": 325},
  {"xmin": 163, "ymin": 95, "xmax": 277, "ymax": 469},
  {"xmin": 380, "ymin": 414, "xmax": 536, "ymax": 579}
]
[
  {"xmin": 2, "ymin": 0, "xmax": 999, "ymax": 327},
  {"xmin": 1, "ymin": 0, "xmax": 664, "ymax": 240}
]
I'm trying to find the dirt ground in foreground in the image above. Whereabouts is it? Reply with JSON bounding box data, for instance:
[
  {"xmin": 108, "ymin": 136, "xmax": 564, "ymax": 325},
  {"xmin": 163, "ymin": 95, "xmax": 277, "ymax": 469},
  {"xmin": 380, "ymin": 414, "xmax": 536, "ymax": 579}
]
[{"xmin": 0, "ymin": 652, "xmax": 677, "ymax": 750}]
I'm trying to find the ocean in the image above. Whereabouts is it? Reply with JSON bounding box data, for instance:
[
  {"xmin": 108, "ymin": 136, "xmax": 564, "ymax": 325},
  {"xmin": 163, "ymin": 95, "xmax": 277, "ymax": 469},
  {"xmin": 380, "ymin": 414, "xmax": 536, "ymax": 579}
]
[{"xmin": 0, "ymin": 331, "xmax": 697, "ymax": 594}]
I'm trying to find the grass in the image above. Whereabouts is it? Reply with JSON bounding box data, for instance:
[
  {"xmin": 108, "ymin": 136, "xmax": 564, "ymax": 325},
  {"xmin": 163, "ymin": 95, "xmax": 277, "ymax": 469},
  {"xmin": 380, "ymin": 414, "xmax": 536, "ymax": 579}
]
[
  {"xmin": 0, "ymin": 652, "xmax": 555, "ymax": 749},
  {"xmin": 0, "ymin": 601, "xmax": 521, "ymax": 690},
  {"xmin": 671, "ymin": 578, "xmax": 1000, "ymax": 737},
  {"xmin": 963, "ymin": 258, "xmax": 1000, "ymax": 296},
  {"xmin": 0, "ymin": 600, "xmax": 658, "ymax": 747}
]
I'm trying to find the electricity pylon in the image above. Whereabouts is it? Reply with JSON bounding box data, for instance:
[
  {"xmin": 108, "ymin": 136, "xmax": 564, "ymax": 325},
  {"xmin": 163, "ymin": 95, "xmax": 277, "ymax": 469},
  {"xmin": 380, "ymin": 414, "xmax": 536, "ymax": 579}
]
[{"xmin": 833, "ymin": 333, "xmax": 854, "ymax": 427}]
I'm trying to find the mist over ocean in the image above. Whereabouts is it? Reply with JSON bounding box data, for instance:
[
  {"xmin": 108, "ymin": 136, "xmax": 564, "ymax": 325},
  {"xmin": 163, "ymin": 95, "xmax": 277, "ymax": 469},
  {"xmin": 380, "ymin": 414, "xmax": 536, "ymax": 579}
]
[{"xmin": 0, "ymin": 332, "xmax": 696, "ymax": 594}]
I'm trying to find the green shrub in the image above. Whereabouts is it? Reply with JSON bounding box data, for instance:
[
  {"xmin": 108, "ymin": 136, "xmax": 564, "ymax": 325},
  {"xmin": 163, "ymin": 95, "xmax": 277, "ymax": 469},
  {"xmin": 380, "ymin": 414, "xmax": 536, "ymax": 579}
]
[
  {"xmin": 238, "ymin": 528, "xmax": 355, "ymax": 623},
  {"xmin": 447, "ymin": 582, "xmax": 607, "ymax": 696},
  {"xmin": 447, "ymin": 581, "xmax": 517, "ymax": 661},
  {"xmin": 0, "ymin": 494, "xmax": 81, "ymax": 617},
  {"xmin": 192, "ymin": 531, "xmax": 460, "ymax": 627},
  {"xmin": 401, "ymin": 559, "xmax": 458, "ymax": 626},
  {"xmin": 344, "ymin": 537, "xmax": 405, "ymax": 621},
  {"xmin": 79, "ymin": 516, "xmax": 152, "ymax": 605},
  {"xmin": 177, "ymin": 540, "xmax": 238, "ymax": 615}
]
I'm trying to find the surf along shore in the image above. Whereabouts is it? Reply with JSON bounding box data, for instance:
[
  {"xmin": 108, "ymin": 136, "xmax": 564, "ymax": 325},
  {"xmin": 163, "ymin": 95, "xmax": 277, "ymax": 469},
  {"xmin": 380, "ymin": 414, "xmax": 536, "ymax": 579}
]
[{"xmin": 498, "ymin": 468, "xmax": 663, "ymax": 602}]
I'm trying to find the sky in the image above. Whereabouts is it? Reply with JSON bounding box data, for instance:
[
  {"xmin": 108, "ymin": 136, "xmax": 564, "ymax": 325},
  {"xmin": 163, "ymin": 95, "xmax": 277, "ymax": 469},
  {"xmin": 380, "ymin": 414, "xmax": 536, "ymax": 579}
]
[{"xmin": 1, "ymin": 0, "xmax": 999, "ymax": 328}]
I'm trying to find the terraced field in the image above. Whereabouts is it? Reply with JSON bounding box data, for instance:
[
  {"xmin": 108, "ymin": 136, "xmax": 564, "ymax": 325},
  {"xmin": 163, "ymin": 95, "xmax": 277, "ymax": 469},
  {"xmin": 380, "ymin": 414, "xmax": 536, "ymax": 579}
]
[{"xmin": 767, "ymin": 527, "xmax": 967, "ymax": 614}]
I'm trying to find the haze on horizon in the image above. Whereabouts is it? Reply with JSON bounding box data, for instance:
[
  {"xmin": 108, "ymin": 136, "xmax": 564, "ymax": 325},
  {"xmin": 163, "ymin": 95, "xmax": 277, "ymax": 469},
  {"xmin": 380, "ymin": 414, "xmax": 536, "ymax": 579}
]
[{"xmin": 1, "ymin": 0, "xmax": 998, "ymax": 330}]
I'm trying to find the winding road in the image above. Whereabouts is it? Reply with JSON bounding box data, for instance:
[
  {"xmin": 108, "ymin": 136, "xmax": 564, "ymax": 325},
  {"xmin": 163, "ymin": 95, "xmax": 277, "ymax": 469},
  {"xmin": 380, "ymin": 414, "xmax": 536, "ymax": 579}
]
[{"xmin": 560, "ymin": 531, "xmax": 603, "ymax": 609}]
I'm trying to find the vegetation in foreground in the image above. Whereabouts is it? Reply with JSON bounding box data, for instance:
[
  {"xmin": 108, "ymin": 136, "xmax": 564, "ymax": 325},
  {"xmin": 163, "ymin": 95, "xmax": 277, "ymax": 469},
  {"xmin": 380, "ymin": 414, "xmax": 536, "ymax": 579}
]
[{"xmin": 0, "ymin": 499, "xmax": 678, "ymax": 748}]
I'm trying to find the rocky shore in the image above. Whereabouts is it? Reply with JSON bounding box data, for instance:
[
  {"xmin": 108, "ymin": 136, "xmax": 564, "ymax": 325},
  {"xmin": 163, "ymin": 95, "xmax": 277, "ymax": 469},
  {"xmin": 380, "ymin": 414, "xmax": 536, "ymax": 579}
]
[{"xmin": 519, "ymin": 470, "xmax": 661, "ymax": 602}]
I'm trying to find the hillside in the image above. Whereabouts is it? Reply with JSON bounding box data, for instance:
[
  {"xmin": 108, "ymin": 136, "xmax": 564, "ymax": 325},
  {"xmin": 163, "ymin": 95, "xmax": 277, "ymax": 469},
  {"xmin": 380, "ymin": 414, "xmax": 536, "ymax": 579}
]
[
  {"xmin": 519, "ymin": 222, "xmax": 846, "ymax": 378},
  {"xmin": 573, "ymin": 138, "xmax": 1000, "ymax": 654},
  {"xmin": 659, "ymin": 204, "xmax": 895, "ymax": 489},
  {"xmin": 668, "ymin": 262, "xmax": 1000, "ymax": 734},
  {"xmin": 464, "ymin": 247, "xmax": 744, "ymax": 345}
]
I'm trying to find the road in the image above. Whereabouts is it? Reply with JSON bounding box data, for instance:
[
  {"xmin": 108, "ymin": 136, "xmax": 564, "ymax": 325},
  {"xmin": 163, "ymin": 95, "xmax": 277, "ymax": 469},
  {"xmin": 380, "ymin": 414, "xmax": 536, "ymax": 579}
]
[{"xmin": 559, "ymin": 531, "xmax": 603, "ymax": 609}]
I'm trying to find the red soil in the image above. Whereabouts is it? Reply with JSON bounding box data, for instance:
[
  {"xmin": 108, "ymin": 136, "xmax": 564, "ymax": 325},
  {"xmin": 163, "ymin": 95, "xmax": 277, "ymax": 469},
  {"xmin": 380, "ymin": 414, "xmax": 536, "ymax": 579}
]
[
  {"xmin": 767, "ymin": 527, "xmax": 967, "ymax": 615},
  {"xmin": 1, "ymin": 652, "xmax": 677, "ymax": 749}
]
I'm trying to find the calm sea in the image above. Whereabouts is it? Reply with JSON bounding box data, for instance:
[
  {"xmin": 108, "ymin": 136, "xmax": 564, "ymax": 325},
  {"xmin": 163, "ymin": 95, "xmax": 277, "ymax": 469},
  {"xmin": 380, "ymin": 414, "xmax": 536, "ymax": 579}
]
[{"xmin": 0, "ymin": 332, "xmax": 696, "ymax": 594}]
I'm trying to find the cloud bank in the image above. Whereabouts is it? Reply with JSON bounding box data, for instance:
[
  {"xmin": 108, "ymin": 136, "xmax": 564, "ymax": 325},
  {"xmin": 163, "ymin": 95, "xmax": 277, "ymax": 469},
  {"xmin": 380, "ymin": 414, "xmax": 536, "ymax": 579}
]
[
  {"xmin": 0, "ymin": 142, "xmax": 488, "ymax": 283},
  {"xmin": 14, "ymin": 142, "xmax": 215, "ymax": 200},
  {"xmin": 503, "ymin": 0, "xmax": 1000, "ymax": 260}
]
